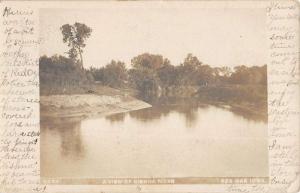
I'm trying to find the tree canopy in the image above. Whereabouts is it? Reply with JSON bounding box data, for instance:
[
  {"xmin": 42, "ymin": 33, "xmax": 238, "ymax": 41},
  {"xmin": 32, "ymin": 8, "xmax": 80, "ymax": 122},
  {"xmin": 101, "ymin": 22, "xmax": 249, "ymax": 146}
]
[{"xmin": 60, "ymin": 23, "xmax": 92, "ymax": 68}]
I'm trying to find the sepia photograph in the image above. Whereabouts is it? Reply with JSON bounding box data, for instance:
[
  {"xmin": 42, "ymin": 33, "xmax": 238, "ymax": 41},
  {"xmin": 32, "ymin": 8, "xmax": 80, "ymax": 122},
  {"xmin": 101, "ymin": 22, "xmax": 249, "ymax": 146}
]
[{"xmin": 39, "ymin": 3, "xmax": 268, "ymax": 184}]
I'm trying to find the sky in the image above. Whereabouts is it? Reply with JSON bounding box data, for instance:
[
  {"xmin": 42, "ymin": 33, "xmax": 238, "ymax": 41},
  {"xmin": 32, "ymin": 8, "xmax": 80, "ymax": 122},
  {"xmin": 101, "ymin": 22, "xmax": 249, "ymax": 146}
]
[{"xmin": 39, "ymin": 3, "xmax": 267, "ymax": 69}]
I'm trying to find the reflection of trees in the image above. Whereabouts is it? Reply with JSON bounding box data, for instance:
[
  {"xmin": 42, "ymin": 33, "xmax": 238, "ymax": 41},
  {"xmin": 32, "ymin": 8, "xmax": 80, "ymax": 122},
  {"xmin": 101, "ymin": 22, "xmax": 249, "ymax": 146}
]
[
  {"xmin": 140, "ymin": 95, "xmax": 194, "ymax": 106},
  {"xmin": 60, "ymin": 120, "xmax": 85, "ymax": 158},
  {"xmin": 129, "ymin": 106, "xmax": 171, "ymax": 121},
  {"xmin": 174, "ymin": 105, "xmax": 198, "ymax": 128},
  {"xmin": 129, "ymin": 101, "xmax": 209, "ymax": 129},
  {"xmin": 229, "ymin": 106, "xmax": 268, "ymax": 123},
  {"xmin": 197, "ymin": 97, "xmax": 268, "ymax": 123},
  {"xmin": 41, "ymin": 117, "xmax": 85, "ymax": 159},
  {"xmin": 105, "ymin": 113, "xmax": 125, "ymax": 123}
]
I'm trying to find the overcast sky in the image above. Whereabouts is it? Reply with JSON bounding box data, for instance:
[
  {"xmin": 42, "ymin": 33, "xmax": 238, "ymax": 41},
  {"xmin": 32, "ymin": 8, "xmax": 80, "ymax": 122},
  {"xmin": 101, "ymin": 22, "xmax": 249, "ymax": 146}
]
[{"xmin": 39, "ymin": 3, "xmax": 266, "ymax": 69}]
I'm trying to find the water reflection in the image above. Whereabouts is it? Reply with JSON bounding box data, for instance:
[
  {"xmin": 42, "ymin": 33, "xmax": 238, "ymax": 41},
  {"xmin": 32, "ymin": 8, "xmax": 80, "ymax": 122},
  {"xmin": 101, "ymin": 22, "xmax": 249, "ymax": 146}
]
[
  {"xmin": 42, "ymin": 102, "xmax": 266, "ymax": 161},
  {"xmin": 126, "ymin": 104, "xmax": 209, "ymax": 128},
  {"xmin": 228, "ymin": 105, "xmax": 268, "ymax": 123},
  {"xmin": 41, "ymin": 117, "xmax": 85, "ymax": 159},
  {"xmin": 174, "ymin": 104, "xmax": 205, "ymax": 128},
  {"xmin": 106, "ymin": 102, "xmax": 266, "ymax": 129},
  {"xmin": 137, "ymin": 96, "xmax": 267, "ymax": 123},
  {"xmin": 105, "ymin": 113, "xmax": 125, "ymax": 123},
  {"xmin": 129, "ymin": 106, "xmax": 171, "ymax": 121},
  {"xmin": 41, "ymin": 102, "xmax": 268, "ymax": 178}
]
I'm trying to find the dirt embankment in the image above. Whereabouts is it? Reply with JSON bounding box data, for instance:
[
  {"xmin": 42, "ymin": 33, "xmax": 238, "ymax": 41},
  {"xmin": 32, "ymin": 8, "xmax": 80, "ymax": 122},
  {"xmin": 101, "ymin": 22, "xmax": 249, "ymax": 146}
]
[{"xmin": 40, "ymin": 94, "xmax": 151, "ymax": 118}]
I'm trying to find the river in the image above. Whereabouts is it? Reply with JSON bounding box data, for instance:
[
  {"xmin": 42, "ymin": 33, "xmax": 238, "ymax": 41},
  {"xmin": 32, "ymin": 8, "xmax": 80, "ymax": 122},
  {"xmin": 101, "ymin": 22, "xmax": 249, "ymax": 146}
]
[{"xmin": 41, "ymin": 102, "xmax": 268, "ymax": 179}]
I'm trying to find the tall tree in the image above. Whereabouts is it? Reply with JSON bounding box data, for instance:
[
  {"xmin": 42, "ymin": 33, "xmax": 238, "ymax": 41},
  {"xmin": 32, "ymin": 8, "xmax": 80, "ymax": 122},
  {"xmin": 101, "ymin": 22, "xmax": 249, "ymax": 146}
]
[{"xmin": 60, "ymin": 23, "xmax": 92, "ymax": 68}]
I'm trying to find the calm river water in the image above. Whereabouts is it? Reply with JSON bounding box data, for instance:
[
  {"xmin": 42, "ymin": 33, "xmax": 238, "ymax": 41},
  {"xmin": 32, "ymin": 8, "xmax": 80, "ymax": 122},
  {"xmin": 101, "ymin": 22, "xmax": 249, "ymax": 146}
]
[{"xmin": 41, "ymin": 103, "xmax": 268, "ymax": 179}]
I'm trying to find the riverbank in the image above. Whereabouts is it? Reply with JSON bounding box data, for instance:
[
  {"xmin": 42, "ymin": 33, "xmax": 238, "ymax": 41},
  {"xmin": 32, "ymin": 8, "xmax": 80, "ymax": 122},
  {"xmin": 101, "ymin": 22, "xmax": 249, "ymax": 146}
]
[
  {"xmin": 40, "ymin": 94, "xmax": 151, "ymax": 118},
  {"xmin": 206, "ymin": 100, "xmax": 267, "ymax": 122}
]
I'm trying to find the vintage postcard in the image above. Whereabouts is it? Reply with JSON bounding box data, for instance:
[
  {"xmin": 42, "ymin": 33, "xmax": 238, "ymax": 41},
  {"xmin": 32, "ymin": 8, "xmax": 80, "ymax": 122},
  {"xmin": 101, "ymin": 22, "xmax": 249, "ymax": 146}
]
[{"xmin": 0, "ymin": 1, "xmax": 299, "ymax": 193}]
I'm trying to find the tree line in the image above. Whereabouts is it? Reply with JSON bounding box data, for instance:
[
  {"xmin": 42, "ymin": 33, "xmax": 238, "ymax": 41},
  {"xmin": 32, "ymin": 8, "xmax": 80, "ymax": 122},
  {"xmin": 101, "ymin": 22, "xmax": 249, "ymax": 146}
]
[
  {"xmin": 40, "ymin": 53, "xmax": 266, "ymax": 98},
  {"xmin": 88, "ymin": 53, "xmax": 266, "ymax": 92},
  {"xmin": 40, "ymin": 22, "xmax": 267, "ymax": 108}
]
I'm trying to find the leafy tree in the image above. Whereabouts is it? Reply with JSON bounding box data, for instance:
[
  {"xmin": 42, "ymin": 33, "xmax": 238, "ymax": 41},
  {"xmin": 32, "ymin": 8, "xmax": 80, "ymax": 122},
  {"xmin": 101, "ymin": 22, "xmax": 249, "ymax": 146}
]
[
  {"xmin": 229, "ymin": 65, "xmax": 267, "ymax": 85},
  {"xmin": 60, "ymin": 23, "xmax": 92, "ymax": 68},
  {"xmin": 177, "ymin": 54, "xmax": 203, "ymax": 86},
  {"xmin": 182, "ymin": 53, "xmax": 202, "ymax": 69},
  {"xmin": 213, "ymin": 67, "xmax": 232, "ymax": 77},
  {"xmin": 130, "ymin": 53, "xmax": 171, "ymax": 96},
  {"xmin": 213, "ymin": 67, "xmax": 232, "ymax": 84},
  {"xmin": 90, "ymin": 60, "xmax": 127, "ymax": 88},
  {"xmin": 103, "ymin": 60, "xmax": 128, "ymax": 88},
  {"xmin": 196, "ymin": 65, "xmax": 214, "ymax": 85},
  {"xmin": 39, "ymin": 55, "xmax": 89, "ymax": 95},
  {"xmin": 131, "ymin": 53, "xmax": 170, "ymax": 71},
  {"xmin": 157, "ymin": 64, "xmax": 177, "ymax": 87},
  {"xmin": 128, "ymin": 68, "xmax": 160, "ymax": 98}
]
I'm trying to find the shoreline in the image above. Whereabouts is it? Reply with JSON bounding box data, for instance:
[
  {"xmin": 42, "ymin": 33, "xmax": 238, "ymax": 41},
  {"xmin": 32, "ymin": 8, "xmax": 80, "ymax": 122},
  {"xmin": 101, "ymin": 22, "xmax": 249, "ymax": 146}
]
[
  {"xmin": 40, "ymin": 93, "xmax": 267, "ymax": 123},
  {"xmin": 40, "ymin": 94, "xmax": 152, "ymax": 118},
  {"xmin": 204, "ymin": 100, "xmax": 268, "ymax": 122}
]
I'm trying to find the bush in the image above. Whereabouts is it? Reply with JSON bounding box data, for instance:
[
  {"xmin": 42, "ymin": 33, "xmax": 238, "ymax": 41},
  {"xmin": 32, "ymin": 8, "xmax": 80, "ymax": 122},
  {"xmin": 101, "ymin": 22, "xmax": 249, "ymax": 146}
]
[{"xmin": 39, "ymin": 55, "xmax": 90, "ymax": 95}]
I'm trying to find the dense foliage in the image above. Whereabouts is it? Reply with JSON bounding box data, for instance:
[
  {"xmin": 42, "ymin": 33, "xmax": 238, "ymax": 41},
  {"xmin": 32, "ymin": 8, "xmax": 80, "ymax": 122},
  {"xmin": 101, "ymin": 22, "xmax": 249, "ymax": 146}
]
[
  {"xmin": 89, "ymin": 60, "xmax": 127, "ymax": 88},
  {"xmin": 88, "ymin": 53, "xmax": 266, "ymax": 98},
  {"xmin": 39, "ymin": 55, "xmax": 93, "ymax": 95},
  {"xmin": 40, "ymin": 52, "xmax": 267, "ymax": 107}
]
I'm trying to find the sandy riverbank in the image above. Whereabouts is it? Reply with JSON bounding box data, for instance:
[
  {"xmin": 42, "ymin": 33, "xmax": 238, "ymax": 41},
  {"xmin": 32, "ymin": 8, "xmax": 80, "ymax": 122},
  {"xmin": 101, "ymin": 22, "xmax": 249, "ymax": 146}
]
[{"xmin": 40, "ymin": 94, "xmax": 151, "ymax": 118}]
